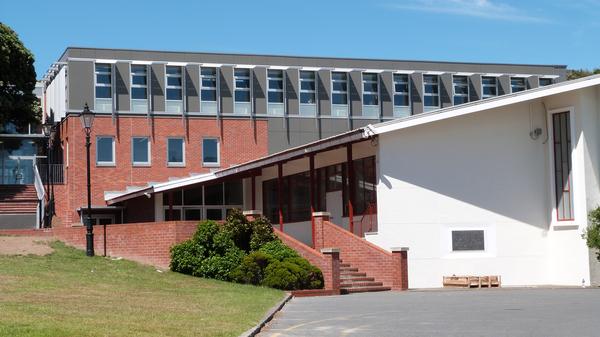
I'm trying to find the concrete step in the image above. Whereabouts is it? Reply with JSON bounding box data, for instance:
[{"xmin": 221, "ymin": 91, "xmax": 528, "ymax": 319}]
[
  {"xmin": 340, "ymin": 276, "xmax": 375, "ymax": 282},
  {"xmin": 340, "ymin": 281, "xmax": 384, "ymax": 288},
  {"xmin": 340, "ymin": 271, "xmax": 367, "ymax": 277},
  {"xmin": 341, "ymin": 286, "xmax": 392, "ymax": 294}
]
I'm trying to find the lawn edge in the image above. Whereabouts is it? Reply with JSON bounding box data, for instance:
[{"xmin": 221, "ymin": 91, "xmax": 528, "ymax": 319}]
[{"xmin": 239, "ymin": 292, "xmax": 292, "ymax": 337}]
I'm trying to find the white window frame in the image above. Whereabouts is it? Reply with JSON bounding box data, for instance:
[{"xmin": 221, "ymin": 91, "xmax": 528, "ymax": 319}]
[
  {"xmin": 546, "ymin": 106, "xmax": 583, "ymax": 228},
  {"xmin": 393, "ymin": 73, "xmax": 411, "ymax": 117},
  {"xmin": 422, "ymin": 74, "xmax": 440, "ymax": 112},
  {"xmin": 202, "ymin": 137, "xmax": 220, "ymax": 167},
  {"xmin": 96, "ymin": 136, "xmax": 115, "ymax": 166},
  {"xmin": 234, "ymin": 68, "xmax": 251, "ymax": 115},
  {"xmin": 452, "ymin": 75, "xmax": 469, "ymax": 105},
  {"xmin": 510, "ymin": 77, "xmax": 527, "ymax": 93},
  {"xmin": 131, "ymin": 136, "xmax": 151, "ymax": 167},
  {"xmin": 539, "ymin": 77, "xmax": 554, "ymax": 87},
  {"xmin": 267, "ymin": 69, "xmax": 285, "ymax": 115},
  {"xmin": 200, "ymin": 67, "xmax": 218, "ymax": 114},
  {"xmin": 94, "ymin": 63, "xmax": 113, "ymax": 113},
  {"xmin": 331, "ymin": 71, "xmax": 349, "ymax": 117},
  {"xmin": 130, "ymin": 64, "xmax": 149, "ymax": 113},
  {"xmin": 166, "ymin": 137, "xmax": 185, "ymax": 167},
  {"xmin": 481, "ymin": 76, "xmax": 498, "ymax": 99},
  {"xmin": 362, "ymin": 72, "xmax": 380, "ymax": 118},
  {"xmin": 165, "ymin": 66, "xmax": 183, "ymax": 113}
]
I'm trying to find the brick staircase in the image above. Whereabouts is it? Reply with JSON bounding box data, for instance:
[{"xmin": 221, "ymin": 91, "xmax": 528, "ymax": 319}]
[
  {"xmin": 340, "ymin": 260, "xmax": 391, "ymax": 294},
  {"xmin": 0, "ymin": 185, "xmax": 39, "ymax": 229}
]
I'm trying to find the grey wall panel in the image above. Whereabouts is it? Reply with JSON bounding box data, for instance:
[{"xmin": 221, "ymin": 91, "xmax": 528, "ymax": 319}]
[
  {"xmin": 380, "ymin": 71, "xmax": 394, "ymax": 118},
  {"xmin": 185, "ymin": 64, "xmax": 200, "ymax": 112},
  {"xmin": 320, "ymin": 118, "xmax": 350, "ymax": 138},
  {"xmin": 352, "ymin": 119, "xmax": 374, "ymax": 129},
  {"xmin": 349, "ymin": 71, "xmax": 362, "ymax": 116},
  {"xmin": 318, "ymin": 70, "xmax": 331, "ymax": 116},
  {"xmin": 286, "ymin": 69, "xmax": 299, "ymax": 115},
  {"xmin": 253, "ymin": 66, "xmax": 267, "ymax": 115},
  {"xmin": 267, "ymin": 117, "xmax": 290, "ymax": 153},
  {"xmin": 220, "ymin": 66, "xmax": 234, "ymax": 114},
  {"xmin": 498, "ymin": 75, "xmax": 510, "ymax": 95},
  {"xmin": 410, "ymin": 72, "xmax": 423, "ymax": 115},
  {"xmin": 115, "ymin": 62, "xmax": 130, "ymax": 111},
  {"xmin": 292, "ymin": 118, "xmax": 320, "ymax": 147},
  {"xmin": 67, "ymin": 60, "xmax": 94, "ymax": 111},
  {"xmin": 440, "ymin": 73, "xmax": 453, "ymax": 108},
  {"xmin": 150, "ymin": 64, "xmax": 165, "ymax": 112},
  {"xmin": 469, "ymin": 74, "xmax": 482, "ymax": 102},
  {"xmin": 527, "ymin": 76, "xmax": 539, "ymax": 89}
]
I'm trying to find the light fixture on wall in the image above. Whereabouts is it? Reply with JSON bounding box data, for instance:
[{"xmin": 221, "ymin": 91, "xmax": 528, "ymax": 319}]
[{"xmin": 530, "ymin": 127, "xmax": 542, "ymax": 140}]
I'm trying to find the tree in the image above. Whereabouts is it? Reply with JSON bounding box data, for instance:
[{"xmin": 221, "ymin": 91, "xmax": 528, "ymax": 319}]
[
  {"xmin": 0, "ymin": 22, "xmax": 40, "ymax": 132},
  {"xmin": 567, "ymin": 68, "xmax": 600, "ymax": 80}
]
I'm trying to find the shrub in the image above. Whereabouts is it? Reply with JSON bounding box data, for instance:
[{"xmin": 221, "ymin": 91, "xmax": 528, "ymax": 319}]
[
  {"xmin": 169, "ymin": 240, "xmax": 204, "ymax": 275},
  {"xmin": 584, "ymin": 207, "xmax": 600, "ymax": 260},
  {"xmin": 258, "ymin": 240, "xmax": 299, "ymax": 261},
  {"xmin": 283, "ymin": 257, "xmax": 324, "ymax": 289},
  {"xmin": 230, "ymin": 251, "xmax": 274, "ymax": 285},
  {"xmin": 222, "ymin": 209, "xmax": 254, "ymax": 252},
  {"xmin": 261, "ymin": 260, "xmax": 301, "ymax": 290},
  {"xmin": 196, "ymin": 248, "xmax": 244, "ymax": 281},
  {"xmin": 249, "ymin": 216, "xmax": 278, "ymax": 251}
]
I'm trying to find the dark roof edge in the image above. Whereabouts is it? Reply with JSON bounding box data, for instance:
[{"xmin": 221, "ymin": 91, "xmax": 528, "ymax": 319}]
[{"xmin": 59, "ymin": 46, "xmax": 568, "ymax": 69}]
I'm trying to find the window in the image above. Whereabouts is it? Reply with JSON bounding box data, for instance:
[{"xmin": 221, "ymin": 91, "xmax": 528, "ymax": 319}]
[
  {"xmin": 200, "ymin": 67, "xmax": 218, "ymax": 114},
  {"xmin": 167, "ymin": 138, "xmax": 185, "ymax": 166},
  {"xmin": 267, "ymin": 70, "xmax": 284, "ymax": 115},
  {"xmin": 166, "ymin": 66, "xmax": 183, "ymax": 113},
  {"xmin": 453, "ymin": 76, "xmax": 469, "ymax": 106},
  {"xmin": 481, "ymin": 76, "xmax": 498, "ymax": 99},
  {"xmin": 162, "ymin": 181, "xmax": 243, "ymax": 221},
  {"xmin": 552, "ymin": 111, "xmax": 574, "ymax": 221},
  {"xmin": 234, "ymin": 68, "xmax": 251, "ymax": 114},
  {"xmin": 423, "ymin": 75, "xmax": 440, "ymax": 112},
  {"xmin": 539, "ymin": 78, "xmax": 553, "ymax": 87},
  {"xmin": 131, "ymin": 137, "xmax": 150, "ymax": 166},
  {"xmin": 362, "ymin": 73, "xmax": 379, "ymax": 117},
  {"xmin": 393, "ymin": 74, "xmax": 410, "ymax": 117},
  {"xmin": 511, "ymin": 77, "xmax": 526, "ymax": 93},
  {"xmin": 202, "ymin": 138, "xmax": 219, "ymax": 166},
  {"xmin": 131, "ymin": 65, "xmax": 148, "ymax": 113},
  {"xmin": 95, "ymin": 64, "xmax": 112, "ymax": 113},
  {"xmin": 299, "ymin": 71, "xmax": 317, "ymax": 116},
  {"xmin": 331, "ymin": 72, "xmax": 349, "ymax": 117},
  {"xmin": 96, "ymin": 136, "xmax": 115, "ymax": 166},
  {"xmin": 452, "ymin": 230, "xmax": 485, "ymax": 251}
]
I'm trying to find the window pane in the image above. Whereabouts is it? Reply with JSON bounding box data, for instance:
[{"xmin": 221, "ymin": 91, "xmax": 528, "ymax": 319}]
[
  {"xmin": 454, "ymin": 85, "xmax": 468, "ymax": 95},
  {"xmin": 97, "ymin": 74, "xmax": 111, "ymax": 84},
  {"xmin": 132, "ymin": 137, "xmax": 149, "ymax": 163},
  {"xmin": 394, "ymin": 95, "xmax": 409, "ymax": 106},
  {"xmin": 204, "ymin": 183, "xmax": 223, "ymax": 205},
  {"xmin": 183, "ymin": 187, "xmax": 203, "ymax": 205},
  {"xmin": 184, "ymin": 209, "xmax": 202, "ymax": 221},
  {"xmin": 268, "ymin": 91, "xmax": 284, "ymax": 103},
  {"xmin": 332, "ymin": 81, "xmax": 347, "ymax": 91},
  {"xmin": 163, "ymin": 190, "xmax": 182, "ymax": 206},
  {"xmin": 363, "ymin": 73, "xmax": 378, "ymax": 81},
  {"xmin": 202, "ymin": 78, "xmax": 216, "ymax": 87},
  {"xmin": 167, "ymin": 88, "xmax": 182, "ymax": 100},
  {"xmin": 424, "ymin": 95, "xmax": 439, "ymax": 107},
  {"xmin": 97, "ymin": 137, "xmax": 113, "ymax": 163},
  {"xmin": 268, "ymin": 70, "xmax": 283, "ymax": 78},
  {"xmin": 482, "ymin": 77, "xmax": 496, "ymax": 85},
  {"xmin": 332, "ymin": 72, "xmax": 347, "ymax": 81},
  {"xmin": 363, "ymin": 82, "xmax": 378, "ymax": 92},
  {"xmin": 483, "ymin": 86, "xmax": 497, "ymax": 96},
  {"xmin": 166, "ymin": 66, "xmax": 181, "ymax": 75},
  {"xmin": 395, "ymin": 83, "xmax": 408, "ymax": 93},
  {"xmin": 96, "ymin": 64, "xmax": 111, "ymax": 73},
  {"xmin": 95, "ymin": 87, "xmax": 111, "ymax": 99},
  {"xmin": 131, "ymin": 65, "xmax": 147, "ymax": 74},
  {"xmin": 300, "ymin": 92, "xmax": 315, "ymax": 104},
  {"xmin": 300, "ymin": 71, "xmax": 315, "ymax": 79},
  {"xmin": 167, "ymin": 138, "xmax": 184, "ymax": 163},
  {"xmin": 225, "ymin": 180, "xmax": 243, "ymax": 205},
  {"xmin": 235, "ymin": 90, "xmax": 250, "ymax": 102},
  {"xmin": 540, "ymin": 78, "xmax": 553, "ymax": 86},
  {"xmin": 363, "ymin": 94, "xmax": 378, "ymax": 105},
  {"xmin": 452, "ymin": 230, "xmax": 485, "ymax": 251},
  {"xmin": 201, "ymin": 90, "xmax": 217, "ymax": 101},
  {"xmin": 206, "ymin": 209, "xmax": 223, "ymax": 220},
  {"xmin": 268, "ymin": 79, "xmax": 284, "ymax": 90},
  {"xmin": 235, "ymin": 78, "xmax": 250, "ymax": 89},
  {"xmin": 132, "ymin": 75, "xmax": 147, "ymax": 85},
  {"xmin": 202, "ymin": 138, "xmax": 219, "ymax": 164},
  {"xmin": 454, "ymin": 96, "xmax": 468, "ymax": 105},
  {"xmin": 332, "ymin": 93, "xmax": 347, "ymax": 105},
  {"xmin": 234, "ymin": 69, "xmax": 250, "ymax": 77},
  {"xmin": 424, "ymin": 84, "xmax": 438, "ymax": 94},
  {"xmin": 131, "ymin": 87, "xmax": 147, "ymax": 100},
  {"xmin": 167, "ymin": 77, "xmax": 182, "ymax": 86},
  {"xmin": 201, "ymin": 67, "xmax": 216, "ymax": 76}
]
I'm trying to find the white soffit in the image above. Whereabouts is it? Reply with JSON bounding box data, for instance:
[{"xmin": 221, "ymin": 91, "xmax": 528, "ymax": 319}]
[
  {"xmin": 512, "ymin": 74, "xmax": 533, "ymax": 78},
  {"xmin": 363, "ymin": 69, "xmax": 385, "ymax": 73},
  {"xmin": 540, "ymin": 75, "xmax": 560, "ymax": 79},
  {"xmin": 166, "ymin": 62, "xmax": 188, "ymax": 66},
  {"xmin": 301, "ymin": 66, "xmax": 322, "ymax": 71},
  {"xmin": 332, "ymin": 67, "xmax": 354, "ymax": 72},
  {"xmin": 201, "ymin": 63, "xmax": 223, "ymax": 67},
  {"xmin": 95, "ymin": 59, "xmax": 118, "ymax": 64},
  {"xmin": 131, "ymin": 60, "xmax": 153, "ymax": 65},
  {"xmin": 423, "ymin": 71, "xmax": 445, "ymax": 75},
  {"xmin": 484, "ymin": 73, "xmax": 503, "ymax": 77},
  {"xmin": 454, "ymin": 72, "xmax": 474, "ymax": 76},
  {"xmin": 395, "ymin": 70, "xmax": 415, "ymax": 74},
  {"xmin": 268, "ymin": 65, "xmax": 289, "ymax": 70},
  {"xmin": 235, "ymin": 64, "xmax": 256, "ymax": 69}
]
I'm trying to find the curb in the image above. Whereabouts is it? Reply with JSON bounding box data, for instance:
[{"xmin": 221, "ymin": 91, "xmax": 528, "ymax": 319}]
[{"xmin": 239, "ymin": 292, "xmax": 292, "ymax": 337}]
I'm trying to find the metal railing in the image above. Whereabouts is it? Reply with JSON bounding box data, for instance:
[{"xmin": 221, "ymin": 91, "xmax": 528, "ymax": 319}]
[
  {"xmin": 37, "ymin": 164, "xmax": 65, "ymax": 184},
  {"xmin": 32, "ymin": 161, "xmax": 45, "ymax": 229}
]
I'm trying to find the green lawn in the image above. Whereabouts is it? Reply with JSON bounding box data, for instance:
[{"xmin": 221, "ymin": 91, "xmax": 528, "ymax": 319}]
[{"xmin": 0, "ymin": 241, "xmax": 285, "ymax": 337}]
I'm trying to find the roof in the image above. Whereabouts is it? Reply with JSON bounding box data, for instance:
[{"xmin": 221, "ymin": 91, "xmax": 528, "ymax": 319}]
[{"xmin": 105, "ymin": 74, "xmax": 600, "ymax": 204}]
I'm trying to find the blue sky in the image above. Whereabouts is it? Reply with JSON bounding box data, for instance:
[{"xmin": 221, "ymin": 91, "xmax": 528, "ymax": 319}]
[{"xmin": 1, "ymin": 0, "xmax": 598, "ymax": 78}]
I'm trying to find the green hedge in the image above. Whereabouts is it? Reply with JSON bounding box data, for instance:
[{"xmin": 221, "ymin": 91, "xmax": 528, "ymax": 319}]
[{"xmin": 170, "ymin": 209, "xmax": 323, "ymax": 290}]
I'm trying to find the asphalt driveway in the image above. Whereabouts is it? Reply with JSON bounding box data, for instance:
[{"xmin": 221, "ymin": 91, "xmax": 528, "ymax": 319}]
[{"xmin": 258, "ymin": 288, "xmax": 600, "ymax": 337}]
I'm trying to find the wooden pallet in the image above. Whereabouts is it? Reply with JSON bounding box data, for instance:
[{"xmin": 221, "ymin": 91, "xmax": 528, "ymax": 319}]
[{"xmin": 443, "ymin": 275, "xmax": 501, "ymax": 288}]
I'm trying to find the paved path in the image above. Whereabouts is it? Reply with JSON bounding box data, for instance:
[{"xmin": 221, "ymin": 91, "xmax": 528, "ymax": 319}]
[{"xmin": 258, "ymin": 288, "xmax": 600, "ymax": 337}]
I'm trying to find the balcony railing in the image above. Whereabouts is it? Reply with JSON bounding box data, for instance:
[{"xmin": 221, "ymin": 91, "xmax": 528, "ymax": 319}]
[{"xmin": 37, "ymin": 164, "xmax": 65, "ymax": 184}]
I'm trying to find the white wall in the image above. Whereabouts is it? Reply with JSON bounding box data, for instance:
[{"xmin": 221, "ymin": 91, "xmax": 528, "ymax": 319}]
[
  {"xmin": 372, "ymin": 90, "xmax": 597, "ymax": 288},
  {"xmin": 44, "ymin": 67, "xmax": 67, "ymax": 122}
]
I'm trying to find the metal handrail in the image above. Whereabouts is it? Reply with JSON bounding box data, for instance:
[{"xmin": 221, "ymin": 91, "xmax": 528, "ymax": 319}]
[{"xmin": 32, "ymin": 161, "xmax": 45, "ymax": 229}]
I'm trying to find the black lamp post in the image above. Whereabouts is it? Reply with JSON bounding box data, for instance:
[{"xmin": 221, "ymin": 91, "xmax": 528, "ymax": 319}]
[
  {"xmin": 80, "ymin": 103, "xmax": 95, "ymax": 257},
  {"xmin": 42, "ymin": 121, "xmax": 53, "ymax": 228}
]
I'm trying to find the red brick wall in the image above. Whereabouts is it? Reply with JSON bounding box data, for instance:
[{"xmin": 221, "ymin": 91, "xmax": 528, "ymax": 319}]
[
  {"xmin": 274, "ymin": 229, "xmax": 339, "ymax": 291},
  {"xmin": 314, "ymin": 217, "xmax": 407, "ymax": 290},
  {"xmin": 55, "ymin": 116, "xmax": 268, "ymax": 226},
  {"xmin": 53, "ymin": 221, "xmax": 198, "ymax": 268}
]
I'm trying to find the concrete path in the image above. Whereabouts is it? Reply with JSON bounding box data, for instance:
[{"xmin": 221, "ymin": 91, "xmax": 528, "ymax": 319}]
[{"xmin": 258, "ymin": 288, "xmax": 600, "ymax": 337}]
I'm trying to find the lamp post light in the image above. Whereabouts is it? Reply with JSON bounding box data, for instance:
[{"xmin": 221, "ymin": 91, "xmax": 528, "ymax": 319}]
[
  {"xmin": 41, "ymin": 121, "xmax": 53, "ymax": 228},
  {"xmin": 80, "ymin": 103, "xmax": 95, "ymax": 257}
]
